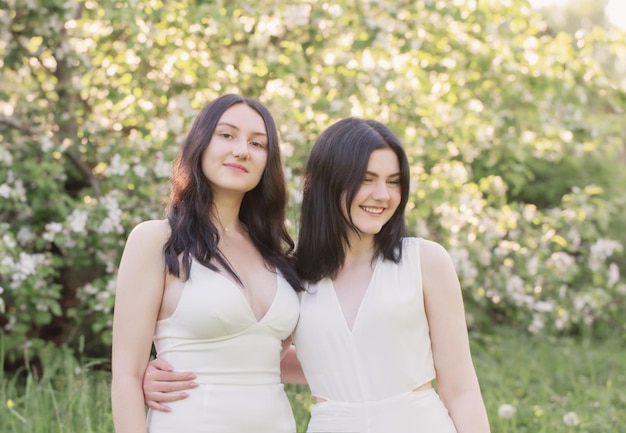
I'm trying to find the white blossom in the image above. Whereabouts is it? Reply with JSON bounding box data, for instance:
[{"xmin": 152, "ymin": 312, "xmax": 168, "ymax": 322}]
[
  {"xmin": 2, "ymin": 233, "xmax": 16, "ymax": 249},
  {"xmin": 80, "ymin": 283, "xmax": 99, "ymax": 297},
  {"xmin": 329, "ymin": 99, "xmax": 346, "ymax": 112},
  {"xmin": 566, "ymin": 227, "xmax": 582, "ymax": 249},
  {"xmin": 133, "ymin": 164, "xmax": 148, "ymax": 178},
  {"xmin": 10, "ymin": 252, "xmax": 47, "ymax": 288},
  {"xmin": 506, "ymin": 275, "xmax": 524, "ymax": 294},
  {"xmin": 265, "ymin": 79, "xmax": 295, "ymax": 98},
  {"xmin": 257, "ymin": 15, "xmax": 284, "ymax": 37},
  {"xmin": 12, "ymin": 179, "xmax": 26, "ymax": 200},
  {"xmin": 0, "ymin": 147, "xmax": 13, "ymax": 164},
  {"xmin": 107, "ymin": 154, "xmax": 130, "ymax": 176},
  {"xmin": 534, "ymin": 300, "xmax": 554, "ymax": 313},
  {"xmin": 563, "ymin": 411, "xmax": 580, "ymax": 426},
  {"xmin": 554, "ymin": 316, "xmax": 568, "ymax": 330},
  {"xmin": 16, "ymin": 227, "xmax": 34, "ymax": 244},
  {"xmin": 166, "ymin": 112, "xmax": 184, "ymax": 134},
  {"xmin": 528, "ymin": 314, "xmax": 544, "ymax": 334},
  {"xmin": 284, "ymin": 4, "xmax": 311, "ymax": 28},
  {"xmin": 498, "ymin": 404, "xmax": 516, "ymax": 419},
  {"xmin": 0, "ymin": 184, "xmax": 10, "ymax": 198},
  {"xmin": 526, "ymin": 256, "xmax": 539, "ymax": 276},
  {"xmin": 43, "ymin": 222, "xmax": 63, "ymax": 242},
  {"xmin": 40, "ymin": 135, "xmax": 54, "ymax": 152},
  {"xmin": 153, "ymin": 153, "xmax": 171, "ymax": 178},
  {"xmin": 589, "ymin": 239, "xmax": 622, "ymax": 272},
  {"xmin": 16, "ymin": 252, "xmax": 42, "ymax": 276},
  {"xmin": 549, "ymin": 251, "xmax": 576, "ymax": 269},
  {"xmin": 67, "ymin": 209, "xmax": 89, "ymax": 233},
  {"xmin": 477, "ymin": 125, "xmax": 495, "ymax": 143},
  {"xmin": 607, "ymin": 263, "xmax": 620, "ymax": 287},
  {"xmin": 573, "ymin": 294, "xmax": 594, "ymax": 312},
  {"xmin": 98, "ymin": 195, "xmax": 123, "ymax": 234}
]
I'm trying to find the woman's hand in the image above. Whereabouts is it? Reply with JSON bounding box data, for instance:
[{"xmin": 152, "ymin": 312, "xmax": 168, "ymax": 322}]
[{"xmin": 143, "ymin": 358, "xmax": 198, "ymax": 412}]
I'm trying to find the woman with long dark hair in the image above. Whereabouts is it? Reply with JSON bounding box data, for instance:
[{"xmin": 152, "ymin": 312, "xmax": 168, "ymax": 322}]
[
  {"xmin": 111, "ymin": 94, "xmax": 302, "ymax": 433},
  {"xmin": 289, "ymin": 118, "xmax": 490, "ymax": 432}
]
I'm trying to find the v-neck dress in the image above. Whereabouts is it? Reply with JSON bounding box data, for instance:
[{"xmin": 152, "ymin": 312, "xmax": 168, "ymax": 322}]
[
  {"xmin": 147, "ymin": 259, "xmax": 300, "ymax": 433},
  {"xmin": 292, "ymin": 237, "xmax": 457, "ymax": 432}
]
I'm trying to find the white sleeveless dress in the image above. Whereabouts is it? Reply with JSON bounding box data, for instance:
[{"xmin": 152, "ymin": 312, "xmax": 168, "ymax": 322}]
[
  {"xmin": 293, "ymin": 237, "xmax": 457, "ymax": 432},
  {"xmin": 147, "ymin": 259, "xmax": 299, "ymax": 433}
]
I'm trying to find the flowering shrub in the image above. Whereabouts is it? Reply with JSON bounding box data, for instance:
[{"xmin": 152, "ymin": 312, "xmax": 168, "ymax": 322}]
[
  {"xmin": 0, "ymin": 0, "xmax": 625, "ymax": 365},
  {"xmin": 406, "ymin": 167, "xmax": 626, "ymax": 336}
]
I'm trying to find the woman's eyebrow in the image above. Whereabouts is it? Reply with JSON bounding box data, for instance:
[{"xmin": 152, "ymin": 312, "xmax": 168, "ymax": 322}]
[
  {"xmin": 216, "ymin": 122, "xmax": 267, "ymax": 137},
  {"xmin": 364, "ymin": 170, "xmax": 401, "ymax": 177}
]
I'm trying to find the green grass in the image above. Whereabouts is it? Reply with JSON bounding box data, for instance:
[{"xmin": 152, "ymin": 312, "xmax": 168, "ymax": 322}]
[
  {"xmin": 0, "ymin": 355, "xmax": 112, "ymax": 433},
  {"xmin": 1, "ymin": 328, "xmax": 624, "ymax": 432},
  {"xmin": 474, "ymin": 328, "xmax": 626, "ymax": 433}
]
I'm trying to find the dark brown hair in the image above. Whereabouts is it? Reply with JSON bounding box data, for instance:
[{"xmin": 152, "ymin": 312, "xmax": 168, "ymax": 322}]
[
  {"xmin": 164, "ymin": 94, "xmax": 302, "ymax": 292},
  {"xmin": 295, "ymin": 118, "xmax": 410, "ymax": 282}
]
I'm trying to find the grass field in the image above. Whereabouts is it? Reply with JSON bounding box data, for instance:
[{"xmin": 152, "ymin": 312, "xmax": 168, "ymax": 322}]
[{"xmin": 1, "ymin": 327, "xmax": 625, "ymax": 432}]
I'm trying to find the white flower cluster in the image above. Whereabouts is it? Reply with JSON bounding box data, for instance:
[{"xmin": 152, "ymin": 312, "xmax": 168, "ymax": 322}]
[
  {"xmin": 79, "ymin": 278, "xmax": 116, "ymax": 314},
  {"xmin": 43, "ymin": 222, "xmax": 64, "ymax": 242},
  {"xmin": 0, "ymin": 170, "xmax": 26, "ymax": 201},
  {"xmin": 0, "ymin": 146, "xmax": 13, "ymax": 165},
  {"xmin": 98, "ymin": 194, "xmax": 123, "ymax": 234},
  {"xmin": 67, "ymin": 209, "xmax": 89, "ymax": 233},
  {"xmin": 153, "ymin": 152, "xmax": 172, "ymax": 179},
  {"xmin": 106, "ymin": 154, "xmax": 130, "ymax": 176},
  {"xmin": 3, "ymin": 252, "xmax": 49, "ymax": 289},
  {"xmin": 589, "ymin": 239, "xmax": 622, "ymax": 272}
]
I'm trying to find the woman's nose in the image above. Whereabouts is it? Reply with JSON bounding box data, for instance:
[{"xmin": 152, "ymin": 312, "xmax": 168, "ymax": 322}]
[
  {"xmin": 232, "ymin": 140, "xmax": 249, "ymax": 159},
  {"xmin": 372, "ymin": 182, "xmax": 390, "ymax": 200}
]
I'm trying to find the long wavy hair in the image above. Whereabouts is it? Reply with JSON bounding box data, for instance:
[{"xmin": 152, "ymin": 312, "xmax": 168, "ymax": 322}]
[
  {"xmin": 295, "ymin": 118, "xmax": 410, "ymax": 283},
  {"xmin": 163, "ymin": 94, "xmax": 303, "ymax": 292}
]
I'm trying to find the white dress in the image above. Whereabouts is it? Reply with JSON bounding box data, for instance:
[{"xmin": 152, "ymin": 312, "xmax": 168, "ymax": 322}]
[
  {"xmin": 147, "ymin": 259, "xmax": 299, "ymax": 433},
  {"xmin": 293, "ymin": 237, "xmax": 457, "ymax": 432}
]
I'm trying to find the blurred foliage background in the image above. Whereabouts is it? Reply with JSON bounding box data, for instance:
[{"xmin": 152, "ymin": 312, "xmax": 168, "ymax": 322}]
[{"xmin": 0, "ymin": 0, "xmax": 625, "ymax": 371}]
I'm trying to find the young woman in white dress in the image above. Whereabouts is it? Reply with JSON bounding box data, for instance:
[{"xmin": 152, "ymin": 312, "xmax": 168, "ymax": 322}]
[
  {"xmin": 142, "ymin": 118, "xmax": 491, "ymax": 433},
  {"xmin": 111, "ymin": 94, "xmax": 303, "ymax": 433}
]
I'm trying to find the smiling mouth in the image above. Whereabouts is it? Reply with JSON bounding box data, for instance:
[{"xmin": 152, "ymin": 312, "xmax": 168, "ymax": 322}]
[
  {"xmin": 361, "ymin": 206, "xmax": 384, "ymax": 214},
  {"xmin": 224, "ymin": 163, "xmax": 248, "ymax": 173}
]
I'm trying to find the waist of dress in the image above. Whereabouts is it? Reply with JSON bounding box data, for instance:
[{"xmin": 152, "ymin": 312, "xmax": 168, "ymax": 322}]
[
  {"xmin": 313, "ymin": 384, "xmax": 435, "ymax": 407},
  {"xmin": 189, "ymin": 370, "xmax": 282, "ymax": 385}
]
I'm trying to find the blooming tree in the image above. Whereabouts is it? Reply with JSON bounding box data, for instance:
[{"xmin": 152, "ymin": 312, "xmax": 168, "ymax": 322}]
[{"xmin": 1, "ymin": 0, "xmax": 625, "ymax": 366}]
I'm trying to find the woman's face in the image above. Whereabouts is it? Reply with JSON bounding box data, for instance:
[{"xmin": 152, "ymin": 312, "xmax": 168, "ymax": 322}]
[
  {"xmin": 201, "ymin": 103, "xmax": 269, "ymax": 196},
  {"xmin": 344, "ymin": 147, "xmax": 402, "ymax": 238}
]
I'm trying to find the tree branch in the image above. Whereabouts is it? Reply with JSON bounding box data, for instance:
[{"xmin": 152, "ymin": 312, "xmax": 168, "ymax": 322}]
[
  {"xmin": 0, "ymin": 115, "xmax": 101, "ymax": 196},
  {"xmin": 0, "ymin": 114, "xmax": 38, "ymax": 135}
]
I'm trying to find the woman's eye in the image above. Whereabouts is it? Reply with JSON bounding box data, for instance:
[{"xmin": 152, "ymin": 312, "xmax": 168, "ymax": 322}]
[
  {"xmin": 219, "ymin": 132, "xmax": 233, "ymax": 139},
  {"xmin": 250, "ymin": 141, "xmax": 265, "ymax": 148}
]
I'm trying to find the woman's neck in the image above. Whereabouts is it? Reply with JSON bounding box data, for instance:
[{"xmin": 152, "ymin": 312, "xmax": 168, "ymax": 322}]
[
  {"xmin": 211, "ymin": 198, "xmax": 244, "ymax": 235},
  {"xmin": 343, "ymin": 235, "xmax": 376, "ymax": 268}
]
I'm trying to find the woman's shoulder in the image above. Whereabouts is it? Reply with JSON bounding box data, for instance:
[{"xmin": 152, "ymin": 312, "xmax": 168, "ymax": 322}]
[
  {"xmin": 125, "ymin": 219, "xmax": 171, "ymax": 249},
  {"xmin": 402, "ymin": 237, "xmax": 450, "ymax": 265}
]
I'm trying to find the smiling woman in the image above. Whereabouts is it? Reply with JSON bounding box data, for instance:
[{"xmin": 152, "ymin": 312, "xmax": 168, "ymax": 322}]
[
  {"xmin": 200, "ymin": 103, "xmax": 269, "ymax": 199},
  {"xmin": 287, "ymin": 118, "xmax": 491, "ymax": 433},
  {"xmin": 110, "ymin": 94, "xmax": 303, "ymax": 433}
]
